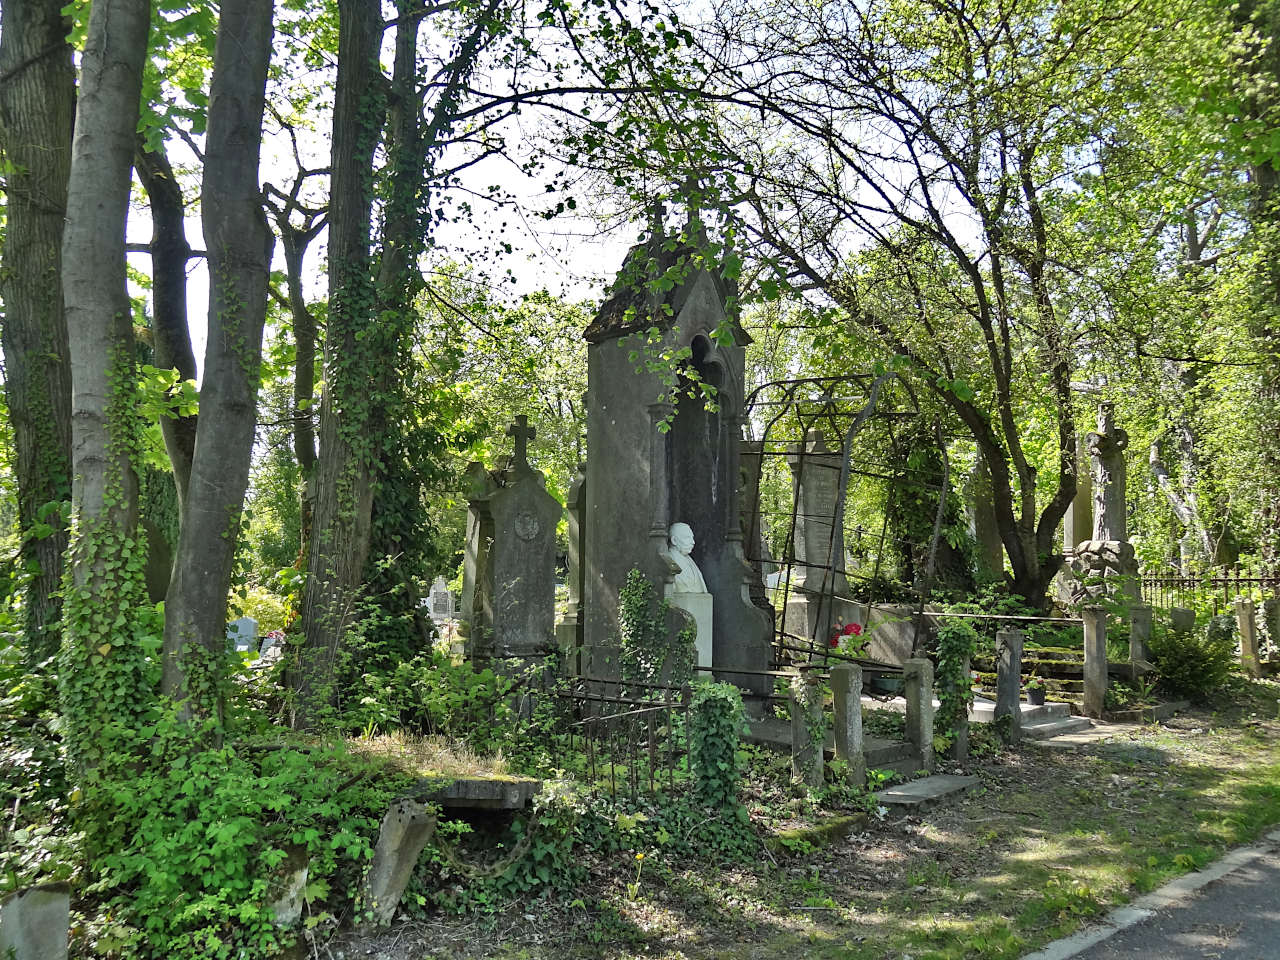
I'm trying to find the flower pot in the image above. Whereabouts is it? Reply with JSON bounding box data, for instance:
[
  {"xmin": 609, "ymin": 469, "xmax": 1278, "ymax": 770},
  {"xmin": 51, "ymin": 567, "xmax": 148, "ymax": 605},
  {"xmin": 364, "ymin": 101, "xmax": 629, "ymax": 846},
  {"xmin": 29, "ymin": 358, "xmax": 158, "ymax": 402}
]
[{"xmin": 1026, "ymin": 687, "xmax": 1046, "ymax": 706}]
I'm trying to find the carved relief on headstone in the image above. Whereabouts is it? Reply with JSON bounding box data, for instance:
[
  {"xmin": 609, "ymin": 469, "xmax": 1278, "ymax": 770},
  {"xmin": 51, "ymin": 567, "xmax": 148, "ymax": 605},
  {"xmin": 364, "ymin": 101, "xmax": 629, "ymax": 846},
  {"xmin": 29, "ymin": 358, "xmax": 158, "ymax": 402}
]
[
  {"xmin": 460, "ymin": 416, "xmax": 563, "ymax": 662},
  {"xmin": 1064, "ymin": 404, "xmax": 1137, "ymax": 605}
]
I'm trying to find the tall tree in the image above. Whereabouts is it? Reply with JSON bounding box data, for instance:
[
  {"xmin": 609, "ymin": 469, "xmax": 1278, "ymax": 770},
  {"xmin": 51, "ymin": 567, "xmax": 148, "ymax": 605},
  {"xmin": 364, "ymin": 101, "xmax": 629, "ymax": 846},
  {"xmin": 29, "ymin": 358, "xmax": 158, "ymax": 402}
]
[
  {"xmin": 0, "ymin": 0, "xmax": 76, "ymax": 664},
  {"xmin": 59, "ymin": 0, "xmax": 152, "ymax": 769},
  {"xmin": 161, "ymin": 0, "xmax": 276, "ymax": 726}
]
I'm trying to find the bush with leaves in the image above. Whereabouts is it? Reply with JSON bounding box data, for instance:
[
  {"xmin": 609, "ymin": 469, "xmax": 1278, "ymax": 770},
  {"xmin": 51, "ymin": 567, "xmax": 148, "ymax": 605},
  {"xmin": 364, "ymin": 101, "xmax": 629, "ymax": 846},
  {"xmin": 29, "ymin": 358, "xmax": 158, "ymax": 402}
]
[
  {"xmin": 934, "ymin": 619, "xmax": 979, "ymax": 749},
  {"xmin": 618, "ymin": 568, "xmax": 694, "ymax": 688},
  {"xmin": 90, "ymin": 717, "xmax": 412, "ymax": 958},
  {"xmin": 1149, "ymin": 615, "xmax": 1236, "ymax": 701},
  {"xmin": 689, "ymin": 681, "xmax": 745, "ymax": 809}
]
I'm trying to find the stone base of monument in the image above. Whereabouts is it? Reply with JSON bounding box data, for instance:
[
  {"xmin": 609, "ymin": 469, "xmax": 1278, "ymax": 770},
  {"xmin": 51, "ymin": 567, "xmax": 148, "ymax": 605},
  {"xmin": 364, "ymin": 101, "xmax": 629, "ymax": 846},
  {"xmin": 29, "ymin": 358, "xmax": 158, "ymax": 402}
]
[
  {"xmin": 782, "ymin": 592, "xmax": 866, "ymax": 647},
  {"xmin": 1065, "ymin": 539, "xmax": 1138, "ymax": 605},
  {"xmin": 668, "ymin": 591, "xmax": 713, "ymax": 670}
]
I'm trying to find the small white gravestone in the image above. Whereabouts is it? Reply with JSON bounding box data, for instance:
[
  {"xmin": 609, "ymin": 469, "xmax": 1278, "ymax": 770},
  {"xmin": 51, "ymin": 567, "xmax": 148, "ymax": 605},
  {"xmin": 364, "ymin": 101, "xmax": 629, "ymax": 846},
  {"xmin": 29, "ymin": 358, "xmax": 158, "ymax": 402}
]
[
  {"xmin": 664, "ymin": 522, "xmax": 713, "ymax": 670},
  {"xmin": 227, "ymin": 616, "xmax": 259, "ymax": 654},
  {"xmin": 428, "ymin": 576, "xmax": 455, "ymax": 622}
]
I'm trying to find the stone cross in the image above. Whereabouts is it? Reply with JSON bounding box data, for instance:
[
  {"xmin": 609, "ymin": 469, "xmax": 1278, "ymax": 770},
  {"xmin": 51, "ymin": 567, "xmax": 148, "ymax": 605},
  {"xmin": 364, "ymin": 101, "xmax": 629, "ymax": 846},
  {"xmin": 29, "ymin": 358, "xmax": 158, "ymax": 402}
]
[
  {"xmin": 1087, "ymin": 402, "xmax": 1128, "ymax": 542},
  {"xmin": 507, "ymin": 415, "xmax": 536, "ymax": 471}
]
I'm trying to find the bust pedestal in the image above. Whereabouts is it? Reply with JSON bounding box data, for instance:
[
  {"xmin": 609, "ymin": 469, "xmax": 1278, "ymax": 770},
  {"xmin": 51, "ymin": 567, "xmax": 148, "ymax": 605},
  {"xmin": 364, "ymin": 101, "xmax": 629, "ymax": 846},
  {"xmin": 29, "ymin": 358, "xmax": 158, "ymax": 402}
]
[{"xmin": 668, "ymin": 590, "xmax": 714, "ymax": 670}]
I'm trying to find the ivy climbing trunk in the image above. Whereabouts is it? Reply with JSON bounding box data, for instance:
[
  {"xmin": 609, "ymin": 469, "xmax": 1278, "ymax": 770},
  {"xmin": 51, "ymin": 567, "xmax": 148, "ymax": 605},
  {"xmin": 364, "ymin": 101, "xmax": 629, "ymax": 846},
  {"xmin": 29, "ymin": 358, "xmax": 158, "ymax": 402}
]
[
  {"xmin": 135, "ymin": 139, "xmax": 199, "ymax": 509},
  {"xmin": 291, "ymin": 0, "xmax": 383, "ymax": 729},
  {"xmin": 0, "ymin": 0, "xmax": 76, "ymax": 666},
  {"xmin": 59, "ymin": 0, "xmax": 151, "ymax": 770},
  {"xmin": 161, "ymin": 0, "xmax": 276, "ymax": 726}
]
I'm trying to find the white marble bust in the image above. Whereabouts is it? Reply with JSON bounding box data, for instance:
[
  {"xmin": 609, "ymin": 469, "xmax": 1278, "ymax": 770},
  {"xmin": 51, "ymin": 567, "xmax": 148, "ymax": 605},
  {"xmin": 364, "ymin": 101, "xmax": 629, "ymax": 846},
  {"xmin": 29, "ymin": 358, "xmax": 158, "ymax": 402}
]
[{"xmin": 667, "ymin": 522, "xmax": 708, "ymax": 594}]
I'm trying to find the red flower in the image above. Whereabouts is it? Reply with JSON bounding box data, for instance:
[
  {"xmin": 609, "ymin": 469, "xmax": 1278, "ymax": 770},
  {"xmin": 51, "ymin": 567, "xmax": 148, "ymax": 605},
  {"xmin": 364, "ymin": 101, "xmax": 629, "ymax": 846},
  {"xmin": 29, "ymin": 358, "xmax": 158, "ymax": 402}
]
[
  {"xmin": 828, "ymin": 636, "xmax": 840, "ymax": 648},
  {"xmin": 844, "ymin": 623, "xmax": 863, "ymax": 636}
]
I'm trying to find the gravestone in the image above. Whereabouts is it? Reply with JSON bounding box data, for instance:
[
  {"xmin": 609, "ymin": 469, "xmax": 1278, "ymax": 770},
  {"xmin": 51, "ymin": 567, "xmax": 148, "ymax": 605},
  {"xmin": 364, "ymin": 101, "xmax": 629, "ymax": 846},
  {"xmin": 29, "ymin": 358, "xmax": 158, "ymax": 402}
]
[
  {"xmin": 782, "ymin": 428, "xmax": 864, "ymax": 644},
  {"xmin": 1067, "ymin": 404, "xmax": 1138, "ymax": 605},
  {"xmin": 227, "ymin": 616, "xmax": 258, "ymax": 654},
  {"xmin": 428, "ymin": 577, "xmax": 455, "ymax": 622},
  {"xmin": 459, "ymin": 416, "xmax": 562, "ymax": 664},
  {"xmin": 580, "ymin": 231, "xmax": 772, "ymax": 700},
  {"xmin": 555, "ymin": 464, "xmax": 587, "ymax": 671}
]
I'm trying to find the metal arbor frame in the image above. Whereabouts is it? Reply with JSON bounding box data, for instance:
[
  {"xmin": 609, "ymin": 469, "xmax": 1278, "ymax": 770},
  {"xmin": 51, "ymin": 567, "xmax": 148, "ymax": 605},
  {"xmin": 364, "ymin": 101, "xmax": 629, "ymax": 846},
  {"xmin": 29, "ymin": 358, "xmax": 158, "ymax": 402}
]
[{"xmin": 741, "ymin": 372, "xmax": 952, "ymax": 671}]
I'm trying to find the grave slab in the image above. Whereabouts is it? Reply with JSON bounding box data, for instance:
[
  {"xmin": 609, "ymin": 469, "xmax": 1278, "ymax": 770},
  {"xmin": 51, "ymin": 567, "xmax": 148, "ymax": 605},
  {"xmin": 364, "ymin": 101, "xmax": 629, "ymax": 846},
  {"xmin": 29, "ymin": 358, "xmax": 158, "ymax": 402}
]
[{"xmin": 875, "ymin": 774, "xmax": 977, "ymax": 810}]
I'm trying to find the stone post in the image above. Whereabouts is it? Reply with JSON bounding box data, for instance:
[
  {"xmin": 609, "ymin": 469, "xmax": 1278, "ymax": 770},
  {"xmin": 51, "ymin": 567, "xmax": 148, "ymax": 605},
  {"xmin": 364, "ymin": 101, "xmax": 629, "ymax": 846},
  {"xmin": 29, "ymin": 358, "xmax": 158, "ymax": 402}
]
[
  {"xmin": 1129, "ymin": 603, "xmax": 1154, "ymax": 666},
  {"xmin": 946, "ymin": 651, "xmax": 971, "ymax": 762},
  {"xmin": 994, "ymin": 628, "xmax": 1024, "ymax": 744},
  {"xmin": 1235, "ymin": 597, "xmax": 1262, "ymax": 679},
  {"xmin": 1082, "ymin": 606, "xmax": 1108, "ymax": 719},
  {"xmin": 1263, "ymin": 596, "xmax": 1280, "ymax": 662},
  {"xmin": 789, "ymin": 670, "xmax": 825, "ymax": 788},
  {"xmin": 830, "ymin": 664, "xmax": 866, "ymax": 785},
  {"xmin": 903, "ymin": 658, "xmax": 935, "ymax": 773}
]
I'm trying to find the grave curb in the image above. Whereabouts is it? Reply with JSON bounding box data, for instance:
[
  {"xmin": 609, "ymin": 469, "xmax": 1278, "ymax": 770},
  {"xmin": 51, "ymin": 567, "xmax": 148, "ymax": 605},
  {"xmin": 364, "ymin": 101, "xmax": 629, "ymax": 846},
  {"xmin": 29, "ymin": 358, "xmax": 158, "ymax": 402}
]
[{"xmin": 1019, "ymin": 826, "xmax": 1280, "ymax": 960}]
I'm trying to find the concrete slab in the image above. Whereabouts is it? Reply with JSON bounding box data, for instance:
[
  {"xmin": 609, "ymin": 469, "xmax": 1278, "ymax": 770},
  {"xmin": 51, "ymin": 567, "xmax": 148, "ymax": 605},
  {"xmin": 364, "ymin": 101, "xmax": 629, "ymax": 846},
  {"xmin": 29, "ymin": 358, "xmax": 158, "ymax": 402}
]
[
  {"xmin": 1022, "ymin": 716, "xmax": 1094, "ymax": 740},
  {"xmin": 875, "ymin": 774, "xmax": 978, "ymax": 810}
]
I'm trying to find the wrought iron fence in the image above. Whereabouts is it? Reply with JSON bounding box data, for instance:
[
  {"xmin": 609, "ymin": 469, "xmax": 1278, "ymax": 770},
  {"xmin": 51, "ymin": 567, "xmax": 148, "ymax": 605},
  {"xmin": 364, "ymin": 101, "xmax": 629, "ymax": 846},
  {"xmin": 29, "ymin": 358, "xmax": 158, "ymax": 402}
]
[
  {"xmin": 555, "ymin": 677, "xmax": 691, "ymax": 802},
  {"xmin": 1141, "ymin": 565, "xmax": 1280, "ymax": 614}
]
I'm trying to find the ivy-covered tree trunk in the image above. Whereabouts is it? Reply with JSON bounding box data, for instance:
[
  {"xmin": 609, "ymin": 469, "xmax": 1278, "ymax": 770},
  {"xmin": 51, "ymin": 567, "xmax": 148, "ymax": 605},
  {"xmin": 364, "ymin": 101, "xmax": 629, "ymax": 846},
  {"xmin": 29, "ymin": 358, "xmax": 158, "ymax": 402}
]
[
  {"xmin": 135, "ymin": 139, "xmax": 199, "ymax": 509},
  {"xmin": 0, "ymin": 0, "xmax": 76, "ymax": 665},
  {"xmin": 291, "ymin": 0, "xmax": 383, "ymax": 728},
  {"xmin": 59, "ymin": 0, "xmax": 151, "ymax": 770},
  {"xmin": 161, "ymin": 0, "xmax": 275, "ymax": 726}
]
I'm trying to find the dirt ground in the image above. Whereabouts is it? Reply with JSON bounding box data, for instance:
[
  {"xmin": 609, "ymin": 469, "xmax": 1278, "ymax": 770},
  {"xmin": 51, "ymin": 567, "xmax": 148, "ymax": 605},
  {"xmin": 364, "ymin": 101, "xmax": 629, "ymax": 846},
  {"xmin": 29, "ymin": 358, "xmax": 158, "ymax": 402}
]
[{"xmin": 325, "ymin": 680, "xmax": 1280, "ymax": 960}]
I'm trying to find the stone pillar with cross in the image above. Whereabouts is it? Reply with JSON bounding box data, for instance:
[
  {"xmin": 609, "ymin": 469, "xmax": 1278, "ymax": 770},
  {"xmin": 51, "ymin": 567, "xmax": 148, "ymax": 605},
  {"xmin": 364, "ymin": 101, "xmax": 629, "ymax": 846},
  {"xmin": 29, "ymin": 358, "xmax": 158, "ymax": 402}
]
[{"xmin": 459, "ymin": 415, "xmax": 563, "ymax": 667}]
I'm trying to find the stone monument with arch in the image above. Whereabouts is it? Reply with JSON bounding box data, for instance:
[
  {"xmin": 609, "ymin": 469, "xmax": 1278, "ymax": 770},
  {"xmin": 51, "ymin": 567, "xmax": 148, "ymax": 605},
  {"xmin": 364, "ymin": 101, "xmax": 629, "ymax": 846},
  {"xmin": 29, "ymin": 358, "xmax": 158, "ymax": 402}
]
[{"xmin": 579, "ymin": 233, "xmax": 773, "ymax": 700}]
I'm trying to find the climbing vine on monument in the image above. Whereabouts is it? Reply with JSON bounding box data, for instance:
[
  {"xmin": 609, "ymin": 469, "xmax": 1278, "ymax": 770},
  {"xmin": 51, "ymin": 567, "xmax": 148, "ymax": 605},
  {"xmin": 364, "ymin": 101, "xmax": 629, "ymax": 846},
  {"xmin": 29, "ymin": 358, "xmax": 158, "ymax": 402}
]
[{"xmin": 618, "ymin": 568, "xmax": 695, "ymax": 688}]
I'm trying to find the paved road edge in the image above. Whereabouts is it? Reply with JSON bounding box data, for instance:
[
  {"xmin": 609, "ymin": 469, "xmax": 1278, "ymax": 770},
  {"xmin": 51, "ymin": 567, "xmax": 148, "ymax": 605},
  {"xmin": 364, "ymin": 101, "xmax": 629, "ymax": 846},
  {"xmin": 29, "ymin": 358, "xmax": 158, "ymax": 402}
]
[{"xmin": 1020, "ymin": 827, "xmax": 1280, "ymax": 960}]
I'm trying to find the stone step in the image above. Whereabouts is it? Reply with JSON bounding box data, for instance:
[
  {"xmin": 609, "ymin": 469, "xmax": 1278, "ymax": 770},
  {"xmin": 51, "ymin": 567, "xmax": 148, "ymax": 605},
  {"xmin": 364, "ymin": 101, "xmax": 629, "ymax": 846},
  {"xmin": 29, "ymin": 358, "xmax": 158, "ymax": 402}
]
[
  {"xmin": 1021, "ymin": 716, "xmax": 1094, "ymax": 740},
  {"xmin": 969, "ymin": 696, "xmax": 1072, "ymax": 724},
  {"xmin": 875, "ymin": 774, "xmax": 978, "ymax": 811}
]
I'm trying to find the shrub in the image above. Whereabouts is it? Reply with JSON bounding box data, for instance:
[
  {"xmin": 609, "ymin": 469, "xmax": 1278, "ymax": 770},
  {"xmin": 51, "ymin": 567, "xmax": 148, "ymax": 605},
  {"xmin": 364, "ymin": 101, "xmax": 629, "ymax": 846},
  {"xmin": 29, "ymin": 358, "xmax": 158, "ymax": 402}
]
[
  {"xmin": 689, "ymin": 681, "xmax": 745, "ymax": 809},
  {"xmin": 1149, "ymin": 615, "xmax": 1235, "ymax": 701},
  {"xmin": 91, "ymin": 720, "xmax": 412, "ymax": 959}
]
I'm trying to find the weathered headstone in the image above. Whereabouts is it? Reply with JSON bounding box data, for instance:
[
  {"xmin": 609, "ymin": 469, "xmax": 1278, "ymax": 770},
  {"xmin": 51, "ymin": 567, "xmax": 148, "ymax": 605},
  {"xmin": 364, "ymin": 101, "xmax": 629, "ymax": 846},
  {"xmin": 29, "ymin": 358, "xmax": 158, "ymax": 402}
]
[
  {"xmin": 782, "ymin": 428, "xmax": 865, "ymax": 644},
  {"xmin": 1235, "ymin": 597, "xmax": 1262, "ymax": 679},
  {"xmin": 1170, "ymin": 606, "xmax": 1196, "ymax": 634},
  {"xmin": 460, "ymin": 416, "xmax": 562, "ymax": 664},
  {"xmin": 0, "ymin": 884, "xmax": 69, "ymax": 960},
  {"xmin": 226, "ymin": 616, "xmax": 258, "ymax": 654},
  {"xmin": 968, "ymin": 458, "xmax": 1004, "ymax": 582},
  {"xmin": 1082, "ymin": 606, "xmax": 1108, "ymax": 719},
  {"xmin": 994, "ymin": 628, "xmax": 1024, "ymax": 744},
  {"xmin": 428, "ymin": 576, "xmax": 455, "ymax": 622},
  {"xmin": 361, "ymin": 800, "xmax": 437, "ymax": 927},
  {"xmin": 580, "ymin": 235, "xmax": 772, "ymax": 699},
  {"xmin": 1129, "ymin": 602, "xmax": 1154, "ymax": 667}
]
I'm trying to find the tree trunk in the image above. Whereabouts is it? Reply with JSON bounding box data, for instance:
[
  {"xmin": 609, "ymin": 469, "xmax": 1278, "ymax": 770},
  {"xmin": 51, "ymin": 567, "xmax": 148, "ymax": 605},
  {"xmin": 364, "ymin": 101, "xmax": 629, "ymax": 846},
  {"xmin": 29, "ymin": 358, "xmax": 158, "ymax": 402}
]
[
  {"xmin": 0, "ymin": 0, "xmax": 76, "ymax": 665},
  {"xmin": 161, "ymin": 0, "xmax": 275, "ymax": 727},
  {"xmin": 59, "ymin": 0, "xmax": 151, "ymax": 770},
  {"xmin": 134, "ymin": 138, "xmax": 199, "ymax": 508},
  {"xmin": 290, "ymin": 0, "xmax": 383, "ymax": 728}
]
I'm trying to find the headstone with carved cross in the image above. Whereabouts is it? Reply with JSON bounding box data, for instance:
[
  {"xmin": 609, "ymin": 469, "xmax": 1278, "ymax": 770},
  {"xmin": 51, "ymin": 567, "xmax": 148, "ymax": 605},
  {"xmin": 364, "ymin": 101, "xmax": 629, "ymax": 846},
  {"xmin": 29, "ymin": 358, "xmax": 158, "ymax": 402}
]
[{"xmin": 459, "ymin": 416, "xmax": 563, "ymax": 665}]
